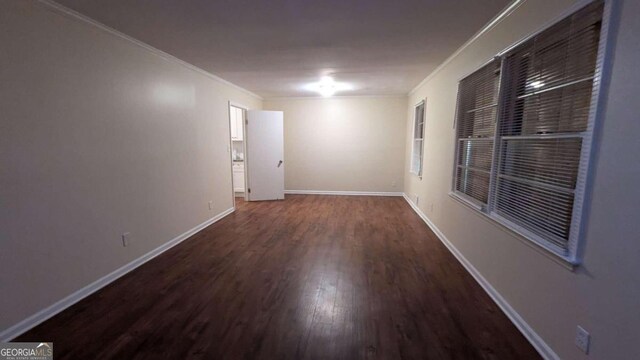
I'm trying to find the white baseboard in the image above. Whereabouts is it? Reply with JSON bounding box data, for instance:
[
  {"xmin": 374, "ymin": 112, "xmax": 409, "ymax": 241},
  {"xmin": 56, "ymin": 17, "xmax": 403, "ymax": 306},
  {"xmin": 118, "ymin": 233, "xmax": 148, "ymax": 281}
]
[
  {"xmin": 0, "ymin": 207, "xmax": 235, "ymax": 342},
  {"xmin": 401, "ymin": 194, "xmax": 559, "ymax": 360},
  {"xmin": 285, "ymin": 190, "xmax": 403, "ymax": 197}
]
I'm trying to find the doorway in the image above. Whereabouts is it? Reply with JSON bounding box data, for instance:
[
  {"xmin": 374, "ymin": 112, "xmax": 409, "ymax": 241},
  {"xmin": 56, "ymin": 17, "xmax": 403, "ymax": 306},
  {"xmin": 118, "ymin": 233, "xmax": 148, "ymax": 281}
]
[
  {"xmin": 229, "ymin": 104, "xmax": 285, "ymax": 204},
  {"xmin": 229, "ymin": 103, "xmax": 247, "ymax": 204}
]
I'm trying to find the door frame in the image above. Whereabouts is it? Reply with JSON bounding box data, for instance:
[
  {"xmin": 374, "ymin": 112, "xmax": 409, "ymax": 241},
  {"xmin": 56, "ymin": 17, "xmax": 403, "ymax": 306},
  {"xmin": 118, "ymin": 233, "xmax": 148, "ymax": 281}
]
[{"xmin": 228, "ymin": 101, "xmax": 250, "ymax": 209}]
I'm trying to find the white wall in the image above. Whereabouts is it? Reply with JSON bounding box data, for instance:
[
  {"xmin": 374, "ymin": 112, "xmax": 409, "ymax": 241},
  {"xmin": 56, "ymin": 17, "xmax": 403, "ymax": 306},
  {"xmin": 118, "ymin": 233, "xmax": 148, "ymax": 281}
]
[
  {"xmin": 404, "ymin": 0, "xmax": 640, "ymax": 359},
  {"xmin": 264, "ymin": 97, "xmax": 407, "ymax": 193},
  {"xmin": 0, "ymin": 1, "xmax": 261, "ymax": 335}
]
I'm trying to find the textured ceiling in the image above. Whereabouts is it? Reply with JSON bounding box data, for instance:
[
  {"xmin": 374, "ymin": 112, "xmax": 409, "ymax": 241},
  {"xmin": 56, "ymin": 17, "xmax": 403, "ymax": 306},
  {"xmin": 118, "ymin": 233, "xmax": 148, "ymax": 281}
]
[{"xmin": 55, "ymin": 0, "xmax": 512, "ymax": 98}]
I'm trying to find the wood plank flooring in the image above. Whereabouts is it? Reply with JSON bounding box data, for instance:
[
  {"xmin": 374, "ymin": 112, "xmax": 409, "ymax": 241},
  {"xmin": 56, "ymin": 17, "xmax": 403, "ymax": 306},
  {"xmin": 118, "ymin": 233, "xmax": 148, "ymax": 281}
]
[{"xmin": 18, "ymin": 195, "xmax": 541, "ymax": 359}]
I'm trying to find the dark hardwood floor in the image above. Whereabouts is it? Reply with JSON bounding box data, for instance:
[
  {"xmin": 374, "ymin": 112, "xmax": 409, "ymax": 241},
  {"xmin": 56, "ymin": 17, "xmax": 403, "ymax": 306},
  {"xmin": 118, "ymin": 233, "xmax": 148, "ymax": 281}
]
[{"xmin": 18, "ymin": 195, "xmax": 540, "ymax": 359}]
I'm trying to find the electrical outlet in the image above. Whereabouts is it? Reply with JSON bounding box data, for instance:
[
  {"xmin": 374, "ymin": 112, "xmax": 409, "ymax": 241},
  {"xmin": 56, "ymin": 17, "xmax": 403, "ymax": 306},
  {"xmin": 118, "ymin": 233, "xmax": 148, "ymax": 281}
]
[
  {"xmin": 415, "ymin": 195, "xmax": 420, "ymax": 206},
  {"xmin": 430, "ymin": 203, "xmax": 434, "ymax": 213},
  {"xmin": 575, "ymin": 325, "xmax": 590, "ymax": 354},
  {"xmin": 122, "ymin": 232, "xmax": 130, "ymax": 247},
  {"xmin": 391, "ymin": 180, "xmax": 397, "ymax": 188},
  {"xmin": 208, "ymin": 201, "xmax": 213, "ymax": 210}
]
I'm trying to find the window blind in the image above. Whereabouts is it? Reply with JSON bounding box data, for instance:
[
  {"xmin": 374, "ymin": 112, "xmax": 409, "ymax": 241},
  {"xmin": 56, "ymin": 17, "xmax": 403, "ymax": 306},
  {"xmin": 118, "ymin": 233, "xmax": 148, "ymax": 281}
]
[
  {"xmin": 411, "ymin": 101, "xmax": 426, "ymax": 176},
  {"xmin": 494, "ymin": 0, "xmax": 604, "ymax": 252},
  {"xmin": 454, "ymin": 60, "xmax": 501, "ymax": 205},
  {"xmin": 450, "ymin": 0, "xmax": 606, "ymax": 260}
]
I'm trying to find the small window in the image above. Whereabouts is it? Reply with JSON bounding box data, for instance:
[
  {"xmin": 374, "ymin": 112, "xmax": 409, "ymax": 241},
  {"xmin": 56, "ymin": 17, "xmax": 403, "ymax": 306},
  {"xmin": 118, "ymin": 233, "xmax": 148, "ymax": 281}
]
[
  {"xmin": 451, "ymin": 0, "xmax": 606, "ymax": 263},
  {"xmin": 410, "ymin": 101, "xmax": 426, "ymax": 177}
]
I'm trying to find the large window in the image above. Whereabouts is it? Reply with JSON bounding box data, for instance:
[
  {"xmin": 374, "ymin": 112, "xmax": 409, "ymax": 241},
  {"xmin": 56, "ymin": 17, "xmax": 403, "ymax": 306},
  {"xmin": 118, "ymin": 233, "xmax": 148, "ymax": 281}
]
[
  {"xmin": 452, "ymin": 0, "xmax": 606, "ymax": 262},
  {"xmin": 410, "ymin": 101, "xmax": 426, "ymax": 177}
]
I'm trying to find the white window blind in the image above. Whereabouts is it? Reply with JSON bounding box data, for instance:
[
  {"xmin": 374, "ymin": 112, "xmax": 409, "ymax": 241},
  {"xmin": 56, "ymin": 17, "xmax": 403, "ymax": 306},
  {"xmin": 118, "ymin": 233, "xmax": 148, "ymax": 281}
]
[
  {"xmin": 451, "ymin": 0, "xmax": 606, "ymax": 261},
  {"xmin": 411, "ymin": 101, "xmax": 426, "ymax": 176},
  {"xmin": 494, "ymin": 0, "xmax": 604, "ymax": 255},
  {"xmin": 453, "ymin": 60, "xmax": 501, "ymax": 206}
]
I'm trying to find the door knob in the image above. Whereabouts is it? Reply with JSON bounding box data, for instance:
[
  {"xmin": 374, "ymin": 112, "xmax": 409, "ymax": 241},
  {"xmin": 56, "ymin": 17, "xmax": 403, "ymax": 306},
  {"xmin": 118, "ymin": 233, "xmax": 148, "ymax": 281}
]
[{"xmin": 277, "ymin": 160, "xmax": 283, "ymax": 167}]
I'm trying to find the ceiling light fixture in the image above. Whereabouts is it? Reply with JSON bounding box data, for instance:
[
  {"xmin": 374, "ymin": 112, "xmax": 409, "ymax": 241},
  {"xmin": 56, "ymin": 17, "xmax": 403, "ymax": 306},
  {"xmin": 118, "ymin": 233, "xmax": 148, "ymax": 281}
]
[{"xmin": 304, "ymin": 76, "xmax": 352, "ymax": 97}]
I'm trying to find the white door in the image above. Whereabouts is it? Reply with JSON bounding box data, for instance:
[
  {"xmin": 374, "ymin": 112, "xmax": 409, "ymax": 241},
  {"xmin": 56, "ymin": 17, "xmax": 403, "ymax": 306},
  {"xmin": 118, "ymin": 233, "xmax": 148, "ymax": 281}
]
[
  {"xmin": 246, "ymin": 110, "xmax": 284, "ymax": 201},
  {"xmin": 230, "ymin": 106, "xmax": 238, "ymax": 140},
  {"xmin": 235, "ymin": 108, "xmax": 244, "ymax": 141}
]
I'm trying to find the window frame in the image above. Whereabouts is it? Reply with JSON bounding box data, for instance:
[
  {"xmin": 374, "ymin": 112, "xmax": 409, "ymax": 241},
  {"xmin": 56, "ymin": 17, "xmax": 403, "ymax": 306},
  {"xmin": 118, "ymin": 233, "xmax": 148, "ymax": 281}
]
[
  {"xmin": 451, "ymin": 59, "xmax": 501, "ymax": 209},
  {"xmin": 410, "ymin": 100, "xmax": 427, "ymax": 178},
  {"xmin": 449, "ymin": 0, "xmax": 615, "ymax": 265}
]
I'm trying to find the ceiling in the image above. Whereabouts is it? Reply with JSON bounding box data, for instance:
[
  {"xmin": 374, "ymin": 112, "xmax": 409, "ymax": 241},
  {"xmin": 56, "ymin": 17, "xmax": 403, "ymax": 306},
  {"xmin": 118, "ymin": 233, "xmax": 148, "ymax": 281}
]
[{"xmin": 55, "ymin": 0, "xmax": 511, "ymax": 98}]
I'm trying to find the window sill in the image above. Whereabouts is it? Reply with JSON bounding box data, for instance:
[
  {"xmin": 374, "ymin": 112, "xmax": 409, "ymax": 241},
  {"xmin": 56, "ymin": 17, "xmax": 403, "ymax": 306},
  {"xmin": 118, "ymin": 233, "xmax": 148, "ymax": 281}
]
[{"xmin": 448, "ymin": 192, "xmax": 578, "ymax": 271}]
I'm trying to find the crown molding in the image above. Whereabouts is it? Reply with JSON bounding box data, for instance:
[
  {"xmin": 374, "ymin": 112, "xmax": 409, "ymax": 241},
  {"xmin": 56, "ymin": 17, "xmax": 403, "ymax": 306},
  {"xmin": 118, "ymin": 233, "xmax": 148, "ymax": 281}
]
[
  {"xmin": 37, "ymin": 0, "xmax": 264, "ymax": 101},
  {"xmin": 408, "ymin": 0, "xmax": 525, "ymax": 96}
]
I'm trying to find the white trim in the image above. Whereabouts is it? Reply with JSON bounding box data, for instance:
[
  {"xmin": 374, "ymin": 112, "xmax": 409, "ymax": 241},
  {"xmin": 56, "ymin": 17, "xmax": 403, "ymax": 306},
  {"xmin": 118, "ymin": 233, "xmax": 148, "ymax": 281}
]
[
  {"xmin": 409, "ymin": 0, "xmax": 525, "ymax": 95},
  {"xmin": 263, "ymin": 94, "xmax": 408, "ymax": 101},
  {"xmin": 448, "ymin": 193, "xmax": 576, "ymax": 270},
  {"xmin": 567, "ymin": 0, "xmax": 616, "ymax": 264},
  {"xmin": 0, "ymin": 207, "xmax": 235, "ymax": 342},
  {"xmin": 229, "ymin": 101, "xmax": 251, "ymax": 111},
  {"xmin": 285, "ymin": 190, "xmax": 402, "ymax": 197},
  {"xmin": 417, "ymin": 0, "xmax": 602, "ymax": 96},
  {"xmin": 496, "ymin": 0, "xmax": 602, "ymax": 57},
  {"xmin": 409, "ymin": 99, "xmax": 426, "ymax": 178},
  {"xmin": 35, "ymin": 0, "xmax": 263, "ymax": 101},
  {"xmin": 401, "ymin": 194, "xmax": 560, "ymax": 360}
]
